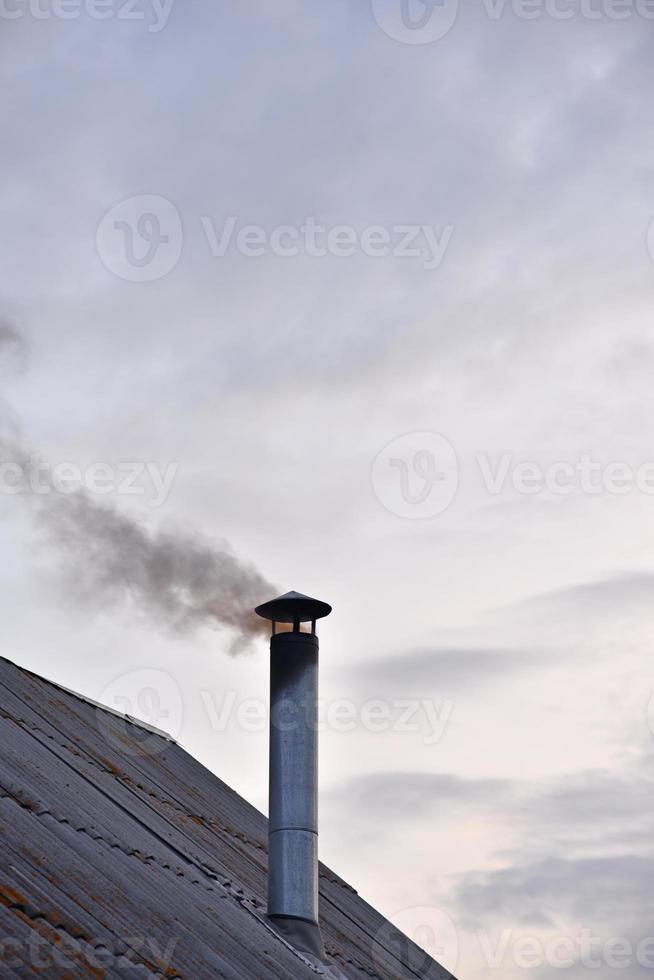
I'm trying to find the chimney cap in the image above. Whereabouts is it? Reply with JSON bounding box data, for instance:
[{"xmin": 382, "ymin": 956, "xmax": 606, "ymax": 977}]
[{"xmin": 255, "ymin": 590, "xmax": 332, "ymax": 624}]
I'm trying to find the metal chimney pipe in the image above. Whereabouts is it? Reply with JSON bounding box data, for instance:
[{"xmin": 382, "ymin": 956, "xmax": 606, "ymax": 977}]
[
  {"xmin": 269, "ymin": 628, "xmax": 318, "ymax": 921},
  {"xmin": 255, "ymin": 591, "xmax": 332, "ymax": 941}
]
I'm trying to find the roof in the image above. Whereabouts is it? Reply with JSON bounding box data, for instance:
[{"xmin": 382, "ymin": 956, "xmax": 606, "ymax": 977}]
[{"xmin": 0, "ymin": 655, "xmax": 455, "ymax": 979}]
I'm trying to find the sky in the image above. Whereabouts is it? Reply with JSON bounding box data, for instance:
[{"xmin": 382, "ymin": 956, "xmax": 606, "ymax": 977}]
[{"xmin": 2, "ymin": 2, "xmax": 654, "ymax": 977}]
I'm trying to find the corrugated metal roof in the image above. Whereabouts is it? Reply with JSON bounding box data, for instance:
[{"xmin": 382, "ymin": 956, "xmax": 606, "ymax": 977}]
[{"xmin": 0, "ymin": 655, "xmax": 455, "ymax": 979}]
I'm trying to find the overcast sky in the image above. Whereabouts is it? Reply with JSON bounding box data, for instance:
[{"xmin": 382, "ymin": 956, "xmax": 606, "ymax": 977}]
[{"xmin": 2, "ymin": 3, "xmax": 654, "ymax": 977}]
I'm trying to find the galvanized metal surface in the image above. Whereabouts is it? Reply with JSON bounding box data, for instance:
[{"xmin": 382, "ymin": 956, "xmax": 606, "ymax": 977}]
[
  {"xmin": 268, "ymin": 631, "xmax": 319, "ymax": 923},
  {"xmin": 0, "ymin": 655, "xmax": 456, "ymax": 979}
]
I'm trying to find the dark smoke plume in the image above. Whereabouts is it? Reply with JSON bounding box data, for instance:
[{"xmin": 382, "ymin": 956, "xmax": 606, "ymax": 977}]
[
  {"xmin": 0, "ymin": 320, "xmax": 28, "ymax": 457},
  {"xmin": 38, "ymin": 493, "xmax": 273, "ymax": 652},
  {"xmin": 0, "ymin": 320, "xmax": 28, "ymax": 368},
  {"xmin": 1, "ymin": 320, "xmax": 276, "ymax": 653}
]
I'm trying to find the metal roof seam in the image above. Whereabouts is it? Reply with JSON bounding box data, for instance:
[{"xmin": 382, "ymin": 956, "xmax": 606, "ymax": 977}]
[
  {"xmin": 0, "ymin": 786, "xmax": 51, "ymax": 817},
  {"xmin": 7, "ymin": 797, "xmax": 336, "ymax": 980},
  {"xmin": 318, "ymin": 871, "xmax": 358, "ymax": 894},
  {"xmin": 4, "ymin": 703, "xmax": 269, "ymax": 855},
  {"xmin": 325, "ymin": 950, "xmax": 382, "ymax": 979},
  {"xmin": 1, "ymin": 706, "xmax": 268, "ymax": 906},
  {"xmin": 1, "ymin": 783, "xmax": 228, "ymax": 895}
]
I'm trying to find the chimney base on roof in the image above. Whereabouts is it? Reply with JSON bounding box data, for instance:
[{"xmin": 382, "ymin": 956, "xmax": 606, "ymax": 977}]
[{"xmin": 267, "ymin": 915, "xmax": 326, "ymax": 960}]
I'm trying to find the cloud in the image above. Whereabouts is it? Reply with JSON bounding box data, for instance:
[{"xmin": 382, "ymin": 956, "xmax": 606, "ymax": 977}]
[
  {"xmin": 513, "ymin": 767, "xmax": 654, "ymax": 834},
  {"xmin": 351, "ymin": 647, "xmax": 547, "ymax": 695},
  {"xmin": 454, "ymin": 850, "xmax": 654, "ymax": 979},
  {"xmin": 456, "ymin": 853, "xmax": 654, "ymax": 932},
  {"xmin": 458, "ymin": 756, "xmax": 654, "ymax": 977},
  {"xmin": 335, "ymin": 757, "xmax": 654, "ymax": 848},
  {"xmin": 512, "ymin": 573, "xmax": 654, "ymax": 619},
  {"xmin": 333, "ymin": 771, "xmax": 515, "ymax": 821},
  {"xmin": 336, "ymin": 753, "xmax": 654, "ymax": 971}
]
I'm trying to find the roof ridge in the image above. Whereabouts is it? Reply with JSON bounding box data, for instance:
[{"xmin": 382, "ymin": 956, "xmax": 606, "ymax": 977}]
[{"xmin": 0, "ymin": 654, "xmax": 176, "ymax": 744}]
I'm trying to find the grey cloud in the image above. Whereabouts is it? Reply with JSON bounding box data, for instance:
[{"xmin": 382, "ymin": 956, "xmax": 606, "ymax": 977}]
[
  {"xmin": 334, "ymin": 771, "xmax": 516, "ymax": 821},
  {"xmin": 447, "ymin": 757, "xmax": 654, "ymax": 976},
  {"xmin": 339, "ymin": 761, "xmax": 654, "ymax": 843},
  {"xmin": 337, "ymin": 756, "xmax": 654, "ymax": 954},
  {"xmin": 510, "ymin": 573, "xmax": 654, "ymax": 621},
  {"xmin": 351, "ymin": 647, "xmax": 547, "ymax": 695},
  {"xmin": 4, "ymin": 6, "xmax": 649, "ymax": 400},
  {"xmin": 455, "ymin": 853, "xmax": 654, "ymax": 934},
  {"xmin": 514, "ymin": 768, "xmax": 654, "ymax": 831}
]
